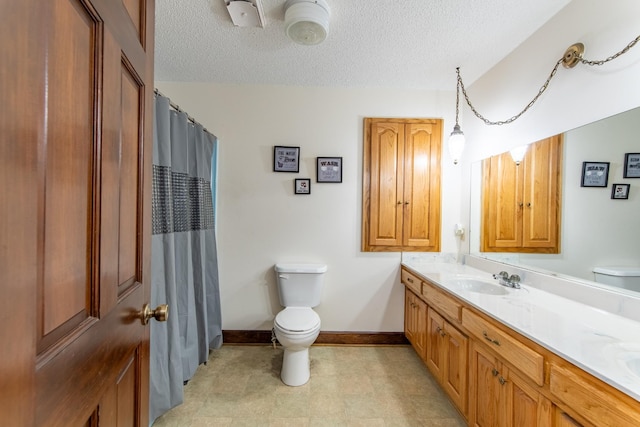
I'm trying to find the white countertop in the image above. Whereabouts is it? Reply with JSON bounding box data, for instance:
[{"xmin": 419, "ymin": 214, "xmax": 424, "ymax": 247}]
[{"xmin": 401, "ymin": 260, "xmax": 640, "ymax": 402}]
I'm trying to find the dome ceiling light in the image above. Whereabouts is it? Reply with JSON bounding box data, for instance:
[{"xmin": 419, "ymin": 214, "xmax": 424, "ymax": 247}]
[{"xmin": 284, "ymin": 0, "xmax": 330, "ymax": 46}]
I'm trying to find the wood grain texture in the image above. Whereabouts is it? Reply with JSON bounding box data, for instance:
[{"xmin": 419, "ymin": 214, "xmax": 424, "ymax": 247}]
[
  {"xmin": 362, "ymin": 118, "xmax": 442, "ymax": 252},
  {"xmin": 481, "ymin": 135, "xmax": 562, "ymax": 253}
]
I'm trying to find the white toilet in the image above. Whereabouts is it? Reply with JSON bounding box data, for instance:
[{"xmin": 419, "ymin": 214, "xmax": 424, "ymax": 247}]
[
  {"xmin": 593, "ymin": 266, "xmax": 640, "ymax": 292},
  {"xmin": 273, "ymin": 263, "xmax": 326, "ymax": 386}
]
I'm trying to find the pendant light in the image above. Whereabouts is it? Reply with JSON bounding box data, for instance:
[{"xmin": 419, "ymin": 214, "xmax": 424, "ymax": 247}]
[{"xmin": 448, "ymin": 68, "xmax": 465, "ymax": 165}]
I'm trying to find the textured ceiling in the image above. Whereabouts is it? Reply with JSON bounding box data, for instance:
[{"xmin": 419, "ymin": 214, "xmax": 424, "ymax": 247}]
[{"xmin": 155, "ymin": 0, "xmax": 571, "ymax": 90}]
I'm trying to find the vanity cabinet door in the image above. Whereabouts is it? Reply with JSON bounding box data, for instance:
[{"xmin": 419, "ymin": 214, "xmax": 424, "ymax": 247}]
[
  {"xmin": 470, "ymin": 340, "xmax": 552, "ymax": 427},
  {"xmin": 427, "ymin": 307, "xmax": 468, "ymax": 417},
  {"xmin": 442, "ymin": 320, "xmax": 468, "ymax": 415},
  {"xmin": 470, "ymin": 342, "xmax": 503, "ymax": 427},
  {"xmin": 404, "ymin": 288, "xmax": 427, "ymax": 358},
  {"xmin": 481, "ymin": 134, "xmax": 562, "ymax": 253},
  {"xmin": 506, "ymin": 367, "xmax": 553, "ymax": 427}
]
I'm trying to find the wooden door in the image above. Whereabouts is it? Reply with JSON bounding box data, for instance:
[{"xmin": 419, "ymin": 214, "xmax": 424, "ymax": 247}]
[
  {"xmin": 442, "ymin": 322, "xmax": 468, "ymax": 415},
  {"xmin": 522, "ymin": 135, "xmax": 562, "ymax": 250},
  {"xmin": 506, "ymin": 368, "xmax": 553, "ymax": 427},
  {"xmin": 481, "ymin": 152, "xmax": 523, "ymax": 250},
  {"xmin": 405, "ymin": 289, "xmax": 427, "ymax": 358},
  {"xmin": 426, "ymin": 307, "xmax": 445, "ymax": 378},
  {"xmin": 1, "ymin": 0, "xmax": 155, "ymax": 425},
  {"xmin": 469, "ymin": 343, "xmax": 502, "ymax": 427},
  {"xmin": 366, "ymin": 120, "xmax": 405, "ymax": 248},
  {"xmin": 403, "ymin": 122, "xmax": 442, "ymax": 250}
]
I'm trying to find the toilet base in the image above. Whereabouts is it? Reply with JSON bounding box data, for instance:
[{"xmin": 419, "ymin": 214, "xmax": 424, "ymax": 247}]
[{"xmin": 280, "ymin": 347, "xmax": 310, "ymax": 386}]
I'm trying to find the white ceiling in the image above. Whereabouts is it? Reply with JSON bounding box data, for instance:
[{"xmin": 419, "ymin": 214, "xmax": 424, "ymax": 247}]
[{"xmin": 154, "ymin": 0, "xmax": 571, "ymax": 90}]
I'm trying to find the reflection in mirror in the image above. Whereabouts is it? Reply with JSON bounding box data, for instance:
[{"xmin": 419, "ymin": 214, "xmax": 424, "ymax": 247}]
[{"xmin": 470, "ymin": 107, "xmax": 640, "ymax": 294}]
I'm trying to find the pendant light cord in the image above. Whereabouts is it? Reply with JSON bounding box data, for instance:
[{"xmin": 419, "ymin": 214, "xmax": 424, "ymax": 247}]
[{"xmin": 456, "ymin": 34, "xmax": 640, "ymax": 126}]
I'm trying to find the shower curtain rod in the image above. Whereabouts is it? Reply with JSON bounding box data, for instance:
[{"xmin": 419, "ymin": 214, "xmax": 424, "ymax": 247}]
[{"xmin": 154, "ymin": 88, "xmax": 214, "ymax": 137}]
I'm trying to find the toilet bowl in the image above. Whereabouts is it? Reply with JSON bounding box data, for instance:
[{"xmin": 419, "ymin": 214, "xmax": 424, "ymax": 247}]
[
  {"xmin": 593, "ymin": 266, "xmax": 640, "ymax": 292},
  {"xmin": 273, "ymin": 307, "xmax": 321, "ymax": 386},
  {"xmin": 273, "ymin": 263, "xmax": 327, "ymax": 386}
]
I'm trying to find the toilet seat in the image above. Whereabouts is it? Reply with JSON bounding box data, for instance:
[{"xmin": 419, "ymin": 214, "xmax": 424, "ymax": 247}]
[{"xmin": 275, "ymin": 307, "xmax": 320, "ymax": 334}]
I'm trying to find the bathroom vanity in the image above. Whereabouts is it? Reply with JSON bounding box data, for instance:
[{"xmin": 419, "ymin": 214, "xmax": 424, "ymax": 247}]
[{"xmin": 401, "ymin": 259, "xmax": 640, "ymax": 427}]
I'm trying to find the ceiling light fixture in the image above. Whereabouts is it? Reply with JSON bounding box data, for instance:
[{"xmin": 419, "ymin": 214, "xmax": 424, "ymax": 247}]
[
  {"xmin": 449, "ymin": 34, "xmax": 640, "ymax": 164},
  {"xmin": 284, "ymin": 0, "xmax": 330, "ymax": 46}
]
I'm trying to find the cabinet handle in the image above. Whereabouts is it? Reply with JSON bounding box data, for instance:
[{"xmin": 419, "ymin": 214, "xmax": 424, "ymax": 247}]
[
  {"xmin": 397, "ymin": 201, "xmax": 403, "ymax": 205},
  {"xmin": 407, "ymin": 277, "xmax": 414, "ymax": 283},
  {"xmin": 483, "ymin": 331, "xmax": 501, "ymax": 346},
  {"xmin": 404, "ymin": 201, "xmax": 410, "ymax": 205},
  {"xmin": 499, "ymin": 376, "xmax": 507, "ymax": 385},
  {"xmin": 440, "ymin": 330, "xmax": 446, "ymax": 337},
  {"xmin": 492, "ymin": 368, "xmax": 499, "ymax": 377},
  {"xmin": 526, "ymin": 202, "xmax": 532, "ymax": 208},
  {"xmin": 518, "ymin": 202, "xmax": 523, "ymax": 208}
]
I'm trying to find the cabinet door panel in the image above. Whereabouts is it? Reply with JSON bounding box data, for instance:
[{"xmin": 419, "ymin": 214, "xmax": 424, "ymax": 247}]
[
  {"xmin": 403, "ymin": 122, "xmax": 441, "ymax": 250},
  {"xmin": 443, "ymin": 322, "xmax": 468, "ymax": 415},
  {"xmin": 482, "ymin": 152, "xmax": 523, "ymax": 250},
  {"xmin": 470, "ymin": 343, "xmax": 502, "ymax": 427},
  {"xmin": 367, "ymin": 121, "xmax": 405, "ymax": 247},
  {"xmin": 522, "ymin": 135, "xmax": 561, "ymax": 249},
  {"xmin": 426, "ymin": 308, "xmax": 445, "ymax": 378}
]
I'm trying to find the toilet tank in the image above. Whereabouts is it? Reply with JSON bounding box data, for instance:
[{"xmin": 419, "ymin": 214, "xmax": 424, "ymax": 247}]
[
  {"xmin": 593, "ymin": 266, "xmax": 640, "ymax": 292},
  {"xmin": 275, "ymin": 263, "xmax": 327, "ymax": 307}
]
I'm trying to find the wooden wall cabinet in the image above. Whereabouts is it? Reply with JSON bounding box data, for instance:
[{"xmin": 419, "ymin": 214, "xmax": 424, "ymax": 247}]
[
  {"xmin": 481, "ymin": 135, "xmax": 562, "ymax": 253},
  {"xmin": 362, "ymin": 118, "xmax": 442, "ymax": 252}
]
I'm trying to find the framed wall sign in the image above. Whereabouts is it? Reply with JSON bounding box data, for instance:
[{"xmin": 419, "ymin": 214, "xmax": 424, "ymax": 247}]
[
  {"xmin": 623, "ymin": 153, "xmax": 640, "ymax": 178},
  {"xmin": 581, "ymin": 161, "xmax": 610, "ymax": 187},
  {"xmin": 294, "ymin": 178, "xmax": 311, "ymax": 194},
  {"xmin": 273, "ymin": 146, "xmax": 300, "ymax": 172},
  {"xmin": 611, "ymin": 183, "xmax": 630, "ymax": 199},
  {"xmin": 316, "ymin": 157, "xmax": 342, "ymax": 183}
]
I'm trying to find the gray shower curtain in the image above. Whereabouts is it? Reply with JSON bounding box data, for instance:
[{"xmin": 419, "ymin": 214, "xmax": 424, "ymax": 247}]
[{"xmin": 149, "ymin": 93, "xmax": 223, "ymax": 424}]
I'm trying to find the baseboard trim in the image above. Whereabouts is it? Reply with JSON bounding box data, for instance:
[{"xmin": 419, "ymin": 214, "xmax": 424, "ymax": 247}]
[{"xmin": 222, "ymin": 330, "xmax": 409, "ymax": 345}]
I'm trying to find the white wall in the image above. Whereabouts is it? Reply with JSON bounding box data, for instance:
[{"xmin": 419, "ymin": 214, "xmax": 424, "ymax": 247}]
[
  {"xmin": 154, "ymin": 83, "xmax": 462, "ymax": 331},
  {"xmin": 460, "ymin": 0, "xmax": 640, "ymax": 252}
]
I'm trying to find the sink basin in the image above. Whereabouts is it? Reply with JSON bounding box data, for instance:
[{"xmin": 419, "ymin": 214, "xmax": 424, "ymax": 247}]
[{"xmin": 445, "ymin": 278, "xmax": 509, "ymax": 295}]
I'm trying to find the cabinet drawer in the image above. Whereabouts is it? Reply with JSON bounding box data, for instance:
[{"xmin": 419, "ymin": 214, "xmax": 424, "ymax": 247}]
[
  {"xmin": 401, "ymin": 269, "xmax": 422, "ymax": 294},
  {"xmin": 550, "ymin": 363, "xmax": 640, "ymax": 427},
  {"xmin": 462, "ymin": 309, "xmax": 544, "ymax": 386},
  {"xmin": 421, "ymin": 280, "xmax": 461, "ymax": 322}
]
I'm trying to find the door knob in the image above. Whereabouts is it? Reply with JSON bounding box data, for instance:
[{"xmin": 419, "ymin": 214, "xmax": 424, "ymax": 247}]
[{"xmin": 139, "ymin": 303, "xmax": 169, "ymax": 325}]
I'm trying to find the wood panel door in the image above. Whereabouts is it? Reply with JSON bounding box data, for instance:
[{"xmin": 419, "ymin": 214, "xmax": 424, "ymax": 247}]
[
  {"xmin": 402, "ymin": 122, "xmax": 442, "ymax": 250},
  {"xmin": 521, "ymin": 135, "xmax": 562, "ymax": 250},
  {"xmin": 1, "ymin": 0, "xmax": 156, "ymax": 425},
  {"xmin": 405, "ymin": 289, "xmax": 427, "ymax": 358},
  {"xmin": 442, "ymin": 321, "xmax": 468, "ymax": 415},
  {"xmin": 367, "ymin": 121, "xmax": 405, "ymax": 248}
]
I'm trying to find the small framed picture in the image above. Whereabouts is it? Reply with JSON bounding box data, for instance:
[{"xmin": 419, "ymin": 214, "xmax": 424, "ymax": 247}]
[
  {"xmin": 581, "ymin": 161, "xmax": 610, "ymax": 187},
  {"xmin": 274, "ymin": 146, "xmax": 300, "ymax": 173},
  {"xmin": 623, "ymin": 153, "xmax": 640, "ymax": 178},
  {"xmin": 294, "ymin": 178, "xmax": 311, "ymax": 194},
  {"xmin": 611, "ymin": 183, "xmax": 630, "ymax": 200},
  {"xmin": 316, "ymin": 157, "xmax": 342, "ymax": 183}
]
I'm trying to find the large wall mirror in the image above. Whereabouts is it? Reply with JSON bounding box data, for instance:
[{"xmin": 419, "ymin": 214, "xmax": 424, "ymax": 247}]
[{"xmin": 469, "ymin": 106, "xmax": 640, "ymax": 294}]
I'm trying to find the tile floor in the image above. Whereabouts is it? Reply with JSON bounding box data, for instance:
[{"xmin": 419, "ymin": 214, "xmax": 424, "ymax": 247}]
[{"xmin": 152, "ymin": 344, "xmax": 466, "ymax": 427}]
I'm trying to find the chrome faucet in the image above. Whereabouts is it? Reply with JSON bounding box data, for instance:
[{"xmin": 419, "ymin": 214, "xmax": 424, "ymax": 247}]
[{"xmin": 492, "ymin": 271, "xmax": 521, "ymax": 289}]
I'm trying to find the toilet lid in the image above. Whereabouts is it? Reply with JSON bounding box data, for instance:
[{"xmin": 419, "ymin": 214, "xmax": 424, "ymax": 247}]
[{"xmin": 275, "ymin": 307, "xmax": 320, "ymax": 333}]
